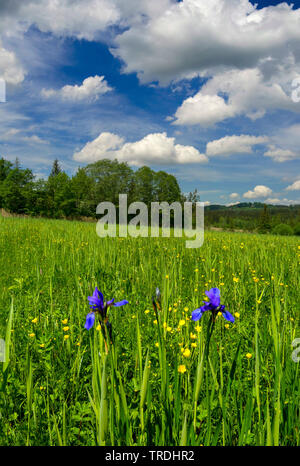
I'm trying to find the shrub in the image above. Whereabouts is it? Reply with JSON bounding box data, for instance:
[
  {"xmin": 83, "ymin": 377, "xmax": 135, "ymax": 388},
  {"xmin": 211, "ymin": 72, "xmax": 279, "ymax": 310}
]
[
  {"xmin": 272, "ymin": 223, "xmax": 294, "ymax": 236},
  {"xmin": 293, "ymin": 223, "xmax": 300, "ymax": 236}
]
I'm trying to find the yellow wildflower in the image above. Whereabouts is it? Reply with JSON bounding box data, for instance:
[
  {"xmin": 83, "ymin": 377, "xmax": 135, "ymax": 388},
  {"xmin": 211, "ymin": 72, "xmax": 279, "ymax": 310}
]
[
  {"xmin": 178, "ymin": 365, "xmax": 187, "ymax": 374},
  {"xmin": 183, "ymin": 348, "xmax": 191, "ymax": 358}
]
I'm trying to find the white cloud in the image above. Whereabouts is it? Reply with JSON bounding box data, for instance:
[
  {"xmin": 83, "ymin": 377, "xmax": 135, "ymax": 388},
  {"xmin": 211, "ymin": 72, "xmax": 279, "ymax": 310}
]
[
  {"xmin": 226, "ymin": 201, "xmax": 240, "ymax": 206},
  {"xmin": 286, "ymin": 180, "xmax": 300, "ymax": 191},
  {"xmin": 243, "ymin": 185, "xmax": 273, "ymax": 199},
  {"xmin": 264, "ymin": 145, "xmax": 298, "ymax": 162},
  {"xmin": 113, "ymin": 0, "xmax": 300, "ymax": 85},
  {"xmin": 265, "ymin": 198, "xmax": 300, "ymax": 205},
  {"xmin": 1, "ymin": 128, "xmax": 49, "ymax": 145},
  {"xmin": 2, "ymin": 1, "xmax": 300, "ymax": 131},
  {"xmin": 73, "ymin": 132, "xmax": 125, "ymax": 163},
  {"xmin": 173, "ymin": 67, "xmax": 300, "ymax": 126},
  {"xmin": 22, "ymin": 135, "xmax": 49, "ymax": 145},
  {"xmin": 0, "ymin": 1, "xmax": 175, "ymax": 41},
  {"xmin": 229, "ymin": 193, "xmax": 239, "ymax": 199},
  {"xmin": 174, "ymin": 93, "xmax": 236, "ymax": 127},
  {"xmin": 41, "ymin": 75, "xmax": 112, "ymax": 102},
  {"xmin": 1, "ymin": 0, "xmax": 120, "ymax": 41},
  {"xmin": 0, "ymin": 41, "xmax": 25, "ymax": 84},
  {"xmin": 73, "ymin": 131, "xmax": 208, "ymax": 166},
  {"xmin": 206, "ymin": 134, "xmax": 268, "ymax": 156}
]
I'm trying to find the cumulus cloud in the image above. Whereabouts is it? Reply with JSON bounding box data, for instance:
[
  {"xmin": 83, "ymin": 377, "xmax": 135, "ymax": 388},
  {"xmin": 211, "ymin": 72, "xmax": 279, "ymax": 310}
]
[
  {"xmin": 243, "ymin": 185, "xmax": 273, "ymax": 199},
  {"xmin": 41, "ymin": 75, "xmax": 112, "ymax": 102},
  {"xmin": 286, "ymin": 180, "xmax": 300, "ymax": 191},
  {"xmin": 73, "ymin": 131, "xmax": 208, "ymax": 166},
  {"xmin": 0, "ymin": 0, "xmax": 120, "ymax": 41},
  {"xmin": 113, "ymin": 0, "xmax": 300, "ymax": 85},
  {"xmin": 264, "ymin": 146, "xmax": 298, "ymax": 162},
  {"xmin": 206, "ymin": 134, "xmax": 268, "ymax": 156},
  {"xmin": 265, "ymin": 198, "xmax": 300, "ymax": 205},
  {"xmin": 229, "ymin": 193, "xmax": 239, "ymax": 199},
  {"xmin": 0, "ymin": 41, "xmax": 25, "ymax": 84},
  {"xmin": 2, "ymin": 1, "xmax": 300, "ymax": 130},
  {"xmin": 173, "ymin": 67, "xmax": 300, "ymax": 126},
  {"xmin": 73, "ymin": 132, "xmax": 125, "ymax": 163},
  {"xmin": 0, "ymin": 1, "xmax": 175, "ymax": 41},
  {"xmin": 173, "ymin": 93, "xmax": 236, "ymax": 127}
]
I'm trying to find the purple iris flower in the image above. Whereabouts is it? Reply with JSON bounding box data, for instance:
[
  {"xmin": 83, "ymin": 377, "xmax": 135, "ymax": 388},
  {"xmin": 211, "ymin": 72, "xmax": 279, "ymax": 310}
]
[
  {"xmin": 191, "ymin": 287, "xmax": 234, "ymax": 323},
  {"xmin": 84, "ymin": 286, "xmax": 129, "ymax": 330}
]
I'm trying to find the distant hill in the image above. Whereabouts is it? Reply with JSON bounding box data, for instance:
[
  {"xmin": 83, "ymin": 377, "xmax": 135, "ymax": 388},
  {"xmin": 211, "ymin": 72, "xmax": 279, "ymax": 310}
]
[
  {"xmin": 204, "ymin": 202, "xmax": 300, "ymax": 234},
  {"xmin": 205, "ymin": 202, "xmax": 300, "ymax": 211}
]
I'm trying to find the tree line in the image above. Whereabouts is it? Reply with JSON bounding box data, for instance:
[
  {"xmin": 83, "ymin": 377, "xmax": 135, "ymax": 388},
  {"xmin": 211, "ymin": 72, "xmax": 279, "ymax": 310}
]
[
  {"xmin": 205, "ymin": 203, "xmax": 300, "ymax": 236},
  {"xmin": 0, "ymin": 157, "xmax": 184, "ymax": 219},
  {"xmin": 1, "ymin": 156, "xmax": 299, "ymax": 235}
]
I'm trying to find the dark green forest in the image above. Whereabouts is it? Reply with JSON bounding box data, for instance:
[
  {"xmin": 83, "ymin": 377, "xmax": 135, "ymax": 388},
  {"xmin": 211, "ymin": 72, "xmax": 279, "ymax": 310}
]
[{"xmin": 0, "ymin": 157, "xmax": 300, "ymax": 236}]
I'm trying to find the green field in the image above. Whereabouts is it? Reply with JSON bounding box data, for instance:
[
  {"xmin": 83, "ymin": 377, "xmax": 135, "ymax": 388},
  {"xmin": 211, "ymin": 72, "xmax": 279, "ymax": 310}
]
[{"xmin": 0, "ymin": 216, "xmax": 299, "ymax": 446}]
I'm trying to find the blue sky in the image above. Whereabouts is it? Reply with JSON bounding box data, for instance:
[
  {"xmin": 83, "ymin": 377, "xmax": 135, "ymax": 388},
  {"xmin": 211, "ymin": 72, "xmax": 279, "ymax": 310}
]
[{"xmin": 1, "ymin": 0, "xmax": 300, "ymax": 205}]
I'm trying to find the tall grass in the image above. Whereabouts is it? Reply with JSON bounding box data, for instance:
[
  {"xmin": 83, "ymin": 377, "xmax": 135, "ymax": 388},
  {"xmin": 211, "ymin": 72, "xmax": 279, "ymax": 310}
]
[{"xmin": 0, "ymin": 216, "xmax": 299, "ymax": 445}]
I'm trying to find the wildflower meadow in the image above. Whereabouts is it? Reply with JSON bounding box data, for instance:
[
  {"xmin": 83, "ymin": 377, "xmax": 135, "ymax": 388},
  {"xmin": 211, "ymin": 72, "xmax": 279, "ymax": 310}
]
[{"xmin": 0, "ymin": 216, "xmax": 299, "ymax": 446}]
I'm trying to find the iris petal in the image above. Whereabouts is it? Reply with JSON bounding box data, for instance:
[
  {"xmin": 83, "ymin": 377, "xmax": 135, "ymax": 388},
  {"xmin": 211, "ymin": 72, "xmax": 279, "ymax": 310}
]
[
  {"xmin": 191, "ymin": 308, "xmax": 204, "ymax": 321},
  {"xmin": 205, "ymin": 288, "xmax": 221, "ymax": 308},
  {"xmin": 88, "ymin": 296, "xmax": 102, "ymax": 307},
  {"xmin": 84, "ymin": 312, "xmax": 95, "ymax": 330},
  {"xmin": 222, "ymin": 310, "xmax": 235, "ymax": 323},
  {"xmin": 94, "ymin": 287, "xmax": 104, "ymax": 307},
  {"xmin": 113, "ymin": 300, "xmax": 129, "ymax": 307}
]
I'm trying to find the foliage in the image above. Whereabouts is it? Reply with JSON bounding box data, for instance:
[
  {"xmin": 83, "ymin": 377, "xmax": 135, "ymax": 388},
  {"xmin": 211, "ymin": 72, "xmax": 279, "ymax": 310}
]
[
  {"xmin": 0, "ymin": 157, "xmax": 300, "ymax": 235},
  {"xmin": 0, "ymin": 217, "xmax": 299, "ymax": 446},
  {"xmin": 272, "ymin": 224, "xmax": 294, "ymax": 236}
]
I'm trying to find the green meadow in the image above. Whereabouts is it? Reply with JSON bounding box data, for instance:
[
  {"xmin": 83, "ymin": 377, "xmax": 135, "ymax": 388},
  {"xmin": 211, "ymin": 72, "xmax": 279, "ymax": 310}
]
[{"xmin": 0, "ymin": 216, "xmax": 299, "ymax": 446}]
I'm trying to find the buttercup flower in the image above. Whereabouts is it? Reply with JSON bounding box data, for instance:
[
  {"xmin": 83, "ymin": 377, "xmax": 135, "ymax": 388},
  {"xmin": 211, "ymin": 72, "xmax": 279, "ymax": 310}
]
[
  {"xmin": 178, "ymin": 365, "xmax": 187, "ymax": 374},
  {"xmin": 84, "ymin": 286, "xmax": 128, "ymax": 330},
  {"xmin": 191, "ymin": 287, "xmax": 234, "ymax": 323}
]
